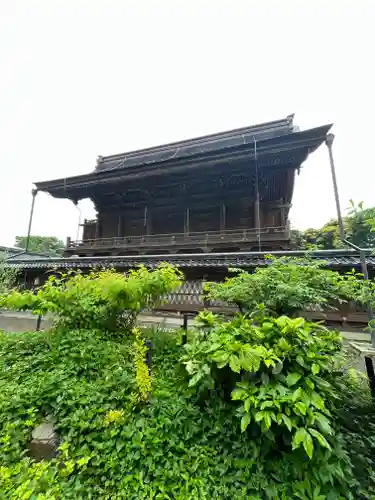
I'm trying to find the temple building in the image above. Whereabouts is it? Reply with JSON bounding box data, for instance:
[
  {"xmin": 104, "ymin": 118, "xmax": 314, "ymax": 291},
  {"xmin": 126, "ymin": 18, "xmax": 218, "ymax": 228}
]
[
  {"xmin": 4, "ymin": 116, "xmax": 374, "ymax": 327},
  {"xmin": 10, "ymin": 114, "xmax": 374, "ymax": 292},
  {"xmin": 34, "ymin": 114, "xmax": 331, "ymax": 257}
]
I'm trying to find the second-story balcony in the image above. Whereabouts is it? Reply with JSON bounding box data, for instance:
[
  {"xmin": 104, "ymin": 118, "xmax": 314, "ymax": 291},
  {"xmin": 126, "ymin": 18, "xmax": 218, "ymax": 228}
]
[{"xmin": 65, "ymin": 226, "xmax": 291, "ymax": 256}]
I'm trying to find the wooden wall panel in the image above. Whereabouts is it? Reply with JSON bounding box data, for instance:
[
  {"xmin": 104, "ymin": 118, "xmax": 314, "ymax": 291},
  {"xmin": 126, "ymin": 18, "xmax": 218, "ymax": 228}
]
[
  {"xmin": 189, "ymin": 205, "xmax": 221, "ymax": 233},
  {"xmin": 225, "ymin": 198, "xmax": 253, "ymax": 230},
  {"xmin": 122, "ymin": 209, "xmax": 146, "ymax": 236},
  {"xmin": 100, "ymin": 212, "xmax": 118, "ymax": 238},
  {"xmin": 151, "ymin": 207, "xmax": 184, "ymax": 235},
  {"xmin": 93, "ymin": 164, "xmax": 293, "ymax": 238}
]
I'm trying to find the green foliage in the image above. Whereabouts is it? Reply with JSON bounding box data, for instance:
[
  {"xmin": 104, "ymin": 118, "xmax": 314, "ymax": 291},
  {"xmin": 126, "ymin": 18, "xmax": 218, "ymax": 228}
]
[
  {"xmin": 294, "ymin": 200, "xmax": 375, "ymax": 250},
  {"xmin": 182, "ymin": 311, "xmax": 368, "ymax": 496},
  {"xmin": 300, "ymin": 220, "xmax": 343, "ymax": 250},
  {"xmin": 132, "ymin": 328, "xmax": 152, "ymax": 403},
  {"xmin": 205, "ymin": 256, "xmax": 363, "ymax": 316},
  {"xmin": 0, "ymin": 259, "xmax": 374, "ymax": 498},
  {"xmin": 0, "ymin": 265, "xmax": 182, "ymax": 334},
  {"xmin": 0, "ymin": 256, "xmax": 18, "ymax": 294},
  {"xmin": 14, "ymin": 236, "xmax": 65, "ymax": 257},
  {"xmin": 183, "ymin": 314, "xmax": 341, "ymax": 444},
  {"xmin": 0, "ymin": 325, "xmax": 365, "ymax": 499},
  {"xmin": 332, "ymin": 364, "xmax": 375, "ymax": 498},
  {"xmin": 0, "ymin": 320, "xmax": 374, "ymax": 497}
]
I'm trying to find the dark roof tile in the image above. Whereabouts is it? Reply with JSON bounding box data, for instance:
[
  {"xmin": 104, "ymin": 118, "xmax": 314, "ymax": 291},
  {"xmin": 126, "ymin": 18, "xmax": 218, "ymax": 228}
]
[{"xmin": 5, "ymin": 250, "xmax": 375, "ymax": 271}]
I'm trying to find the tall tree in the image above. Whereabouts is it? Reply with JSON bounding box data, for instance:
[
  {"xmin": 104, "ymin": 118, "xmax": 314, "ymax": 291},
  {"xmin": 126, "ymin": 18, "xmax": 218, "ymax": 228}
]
[{"xmin": 14, "ymin": 236, "xmax": 65, "ymax": 256}]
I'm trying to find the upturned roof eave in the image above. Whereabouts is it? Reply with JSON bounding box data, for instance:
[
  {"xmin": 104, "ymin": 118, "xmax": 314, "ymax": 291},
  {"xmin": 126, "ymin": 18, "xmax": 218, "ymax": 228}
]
[{"xmin": 34, "ymin": 124, "xmax": 332, "ymax": 198}]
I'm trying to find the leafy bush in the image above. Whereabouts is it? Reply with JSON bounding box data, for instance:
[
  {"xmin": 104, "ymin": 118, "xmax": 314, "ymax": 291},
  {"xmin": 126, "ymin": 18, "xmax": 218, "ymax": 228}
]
[
  {"xmin": 0, "ymin": 264, "xmax": 182, "ymax": 334},
  {"xmin": 0, "ymin": 256, "xmax": 18, "ymax": 295},
  {"xmin": 205, "ymin": 256, "xmax": 365, "ymax": 316},
  {"xmin": 0, "ymin": 257, "xmax": 374, "ymax": 498},
  {"xmin": 182, "ymin": 311, "xmax": 360, "ymax": 496},
  {"xmin": 0, "ymin": 323, "xmax": 374, "ymax": 498},
  {"xmin": 183, "ymin": 313, "xmax": 341, "ymax": 444},
  {"xmin": 331, "ymin": 361, "xmax": 375, "ymax": 498}
]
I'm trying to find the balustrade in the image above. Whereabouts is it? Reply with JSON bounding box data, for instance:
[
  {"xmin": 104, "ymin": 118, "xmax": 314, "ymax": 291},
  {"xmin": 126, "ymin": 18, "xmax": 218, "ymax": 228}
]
[{"xmin": 67, "ymin": 226, "xmax": 290, "ymax": 251}]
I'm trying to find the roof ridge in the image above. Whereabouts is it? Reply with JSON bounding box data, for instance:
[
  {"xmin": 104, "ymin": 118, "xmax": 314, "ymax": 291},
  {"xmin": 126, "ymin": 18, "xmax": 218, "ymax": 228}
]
[{"xmin": 96, "ymin": 115, "xmax": 295, "ymax": 164}]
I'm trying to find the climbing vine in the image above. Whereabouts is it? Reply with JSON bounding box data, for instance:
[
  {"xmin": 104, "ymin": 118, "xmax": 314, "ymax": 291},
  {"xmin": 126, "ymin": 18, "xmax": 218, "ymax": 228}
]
[{"xmin": 132, "ymin": 328, "xmax": 152, "ymax": 403}]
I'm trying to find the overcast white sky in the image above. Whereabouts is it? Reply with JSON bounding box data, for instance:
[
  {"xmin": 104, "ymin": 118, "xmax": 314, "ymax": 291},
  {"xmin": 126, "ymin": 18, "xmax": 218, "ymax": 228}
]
[{"xmin": 1, "ymin": 1, "xmax": 374, "ymax": 246}]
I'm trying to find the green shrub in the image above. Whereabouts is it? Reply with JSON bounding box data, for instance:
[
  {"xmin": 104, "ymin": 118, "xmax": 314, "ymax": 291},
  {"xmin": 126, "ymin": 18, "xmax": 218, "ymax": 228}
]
[
  {"xmin": 0, "ymin": 324, "xmax": 373, "ymax": 498},
  {"xmin": 0, "ymin": 264, "xmax": 182, "ymax": 334},
  {"xmin": 331, "ymin": 361, "xmax": 375, "ymax": 498},
  {"xmin": 132, "ymin": 328, "xmax": 152, "ymax": 403},
  {"xmin": 205, "ymin": 256, "xmax": 365, "ymax": 316},
  {"xmin": 0, "ymin": 256, "xmax": 18, "ymax": 294},
  {"xmin": 0, "ymin": 256, "xmax": 374, "ymax": 498},
  {"xmin": 182, "ymin": 312, "xmax": 357, "ymax": 496}
]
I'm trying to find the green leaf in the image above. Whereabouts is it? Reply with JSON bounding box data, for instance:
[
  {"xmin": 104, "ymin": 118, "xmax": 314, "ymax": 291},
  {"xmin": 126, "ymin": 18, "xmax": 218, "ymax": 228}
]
[
  {"xmin": 244, "ymin": 397, "xmax": 251, "ymax": 412},
  {"xmin": 309, "ymin": 428, "xmax": 332, "ymax": 450},
  {"xmin": 264, "ymin": 358, "xmax": 274, "ymax": 368},
  {"xmin": 294, "ymin": 402, "xmax": 307, "ymax": 415},
  {"xmin": 229, "ymin": 355, "xmax": 241, "ymax": 373},
  {"xmin": 310, "ymin": 391, "xmax": 325, "ymax": 411},
  {"xmin": 292, "ymin": 387, "xmax": 303, "ymax": 402},
  {"xmin": 278, "ymin": 338, "xmax": 289, "ymax": 350},
  {"xmin": 292, "ymin": 427, "xmax": 308, "ymax": 449},
  {"xmin": 305, "ymin": 378, "xmax": 315, "ymax": 390},
  {"xmin": 212, "ymin": 350, "xmax": 229, "ymax": 364},
  {"xmin": 314, "ymin": 413, "xmax": 332, "ymax": 435},
  {"xmin": 231, "ymin": 388, "xmax": 247, "ymax": 401},
  {"xmin": 260, "ymin": 400, "xmax": 274, "ymax": 410},
  {"xmin": 296, "ymin": 355, "xmax": 305, "ymax": 367},
  {"xmin": 311, "ymin": 363, "xmax": 320, "ymax": 375},
  {"xmin": 255, "ymin": 411, "xmax": 264, "ymax": 422},
  {"xmin": 272, "ymin": 361, "xmax": 283, "ymax": 374},
  {"xmin": 188, "ymin": 372, "xmax": 203, "ymax": 387},
  {"xmin": 263, "ymin": 411, "xmax": 272, "ymax": 430},
  {"xmin": 241, "ymin": 413, "xmax": 251, "ymax": 432},
  {"xmin": 281, "ymin": 414, "xmax": 293, "ymax": 432},
  {"xmin": 286, "ymin": 372, "xmax": 302, "ymax": 387},
  {"xmin": 302, "ymin": 431, "xmax": 314, "ymax": 459}
]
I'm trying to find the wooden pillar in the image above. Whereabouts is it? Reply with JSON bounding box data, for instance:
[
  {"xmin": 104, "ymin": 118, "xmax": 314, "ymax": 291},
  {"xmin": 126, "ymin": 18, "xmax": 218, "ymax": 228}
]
[
  {"xmin": 146, "ymin": 207, "xmax": 152, "ymax": 235},
  {"xmin": 220, "ymin": 203, "xmax": 226, "ymax": 231},
  {"xmin": 280, "ymin": 206, "xmax": 286, "ymax": 227},
  {"xmin": 254, "ymin": 204, "xmax": 262, "ymax": 229},
  {"xmin": 95, "ymin": 218, "xmax": 102, "ymax": 239},
  {"xmin": 117, "ymin": 214, "xmax": 122, "ymax": 237},
  {"xmin": 184, "ymin": 207, "xmax": 190, "ymax": 234}
]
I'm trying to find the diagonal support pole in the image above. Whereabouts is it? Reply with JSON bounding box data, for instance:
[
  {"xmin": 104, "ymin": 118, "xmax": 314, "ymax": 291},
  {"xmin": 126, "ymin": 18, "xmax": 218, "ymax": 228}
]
[{"xmin": 325, "ymin": 133, "xmax": 374, "ymax": 344}]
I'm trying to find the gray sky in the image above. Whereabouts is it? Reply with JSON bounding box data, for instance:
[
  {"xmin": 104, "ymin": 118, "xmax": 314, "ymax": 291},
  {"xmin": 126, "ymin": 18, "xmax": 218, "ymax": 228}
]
[{"xmin": 1, "ymin": 1, "xmax": 374, "ymax": 246}]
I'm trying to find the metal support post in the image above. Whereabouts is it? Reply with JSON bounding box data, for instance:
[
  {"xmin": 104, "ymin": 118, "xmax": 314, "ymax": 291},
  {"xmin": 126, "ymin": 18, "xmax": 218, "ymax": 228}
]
[
  {"xmin": 181, "ymin": 313, "xmax": 188, "ymax": 344},
  {"xmin": 325, "ymin": 134, "xmax": 345, "ymax": 242},
  {"xmin": 25, "ymin": 189, "xmax": 38, "ymax": 252},
  {"xmin": 325, "ymin": 134, "xmax": 373, "ymax": 325},
  {"xmin": 325, "ymin": 134, "xmax": 375, "ymax": 396}
]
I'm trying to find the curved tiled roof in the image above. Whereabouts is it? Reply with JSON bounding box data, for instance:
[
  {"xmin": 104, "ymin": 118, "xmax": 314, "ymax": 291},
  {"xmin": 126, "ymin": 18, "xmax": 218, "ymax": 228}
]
[
  {"xmin": 5, "ymin": 250, "xmax": 375, "ymax": 271},
  {"xmin": 94, "ymin": 116, "xmax": 296, "ymax": 174}
]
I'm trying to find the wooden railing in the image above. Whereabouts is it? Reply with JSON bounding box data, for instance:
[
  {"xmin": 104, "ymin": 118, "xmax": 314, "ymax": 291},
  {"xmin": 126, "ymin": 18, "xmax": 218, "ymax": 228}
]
[{"xmin": 67, "ymin": 226, "xmax": 290, "ymax": 251}]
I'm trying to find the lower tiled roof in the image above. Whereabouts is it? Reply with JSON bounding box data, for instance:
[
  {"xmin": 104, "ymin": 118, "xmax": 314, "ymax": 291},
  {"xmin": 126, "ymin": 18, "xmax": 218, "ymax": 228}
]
[{"xmin": 5, "ymin": 250, "xmax": 375, "ymax": 271}]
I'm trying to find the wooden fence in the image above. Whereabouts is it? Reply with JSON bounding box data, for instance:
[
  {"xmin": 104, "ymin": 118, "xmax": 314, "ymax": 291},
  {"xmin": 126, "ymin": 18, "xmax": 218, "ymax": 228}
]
[{"xmin": 160, "ymin": 281, "xmax": 369, "ymax": 328}]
